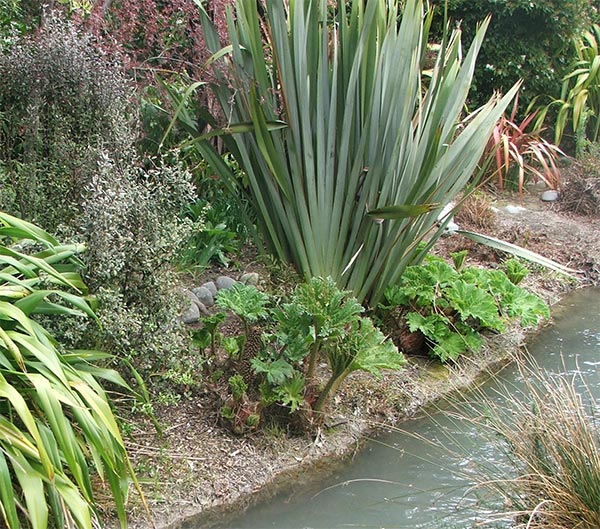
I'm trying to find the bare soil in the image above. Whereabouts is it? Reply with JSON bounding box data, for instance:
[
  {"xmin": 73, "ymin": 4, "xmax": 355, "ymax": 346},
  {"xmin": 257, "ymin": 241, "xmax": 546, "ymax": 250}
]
[{"xmin": 118, "ymin": 187, "xmax": 600, "ymax": 529}]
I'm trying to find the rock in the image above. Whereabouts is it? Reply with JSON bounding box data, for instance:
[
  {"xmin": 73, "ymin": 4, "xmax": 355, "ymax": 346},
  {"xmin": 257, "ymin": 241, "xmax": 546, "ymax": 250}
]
[
  {"xmin": 437, "ymin": 202, "xmax": 459, "ymax": 234},
  {"xmin": 202, "ymin": 281, "xmax": 218, "ymax": 297},
  {"xmin": 541, "ymin": 189, "xmax": 560, "ymax": 202},
  {"xmin": 239, "ymin": 272, "xmax": 259, "ymax": 286},
  {"xmin": 502, "ymin": 205, "xmax": 527, "ymax": 215},
  {"xmin": 193, "ymin": 286, "xmax": 215, "ymax": 307},
  {"xmin": 444, "ymin": 220, "xmax": 459, "ymax": 234},
  {"xmin": 216, "ymin": 275, "xmax": 237, "ymax": 290},
  {"xmin": 183, "ymin": 289, "xmax": 210, "ymax": 318},
  {"xmin": 181, "ymin": 302, "xmax": 200, "ymax": 324}
]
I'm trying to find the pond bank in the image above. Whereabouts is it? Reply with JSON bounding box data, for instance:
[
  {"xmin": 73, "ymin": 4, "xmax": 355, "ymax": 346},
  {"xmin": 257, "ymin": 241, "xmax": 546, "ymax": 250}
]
[{"xmin": 121, "ymin": 195, "xmax": 600, "ymax": 529}]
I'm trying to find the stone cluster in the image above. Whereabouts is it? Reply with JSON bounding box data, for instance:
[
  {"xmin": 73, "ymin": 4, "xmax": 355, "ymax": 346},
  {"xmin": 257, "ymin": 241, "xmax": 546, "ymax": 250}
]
[{"xmin": 181, "ymin": 272, "xmax": 260, "ymax": 324}]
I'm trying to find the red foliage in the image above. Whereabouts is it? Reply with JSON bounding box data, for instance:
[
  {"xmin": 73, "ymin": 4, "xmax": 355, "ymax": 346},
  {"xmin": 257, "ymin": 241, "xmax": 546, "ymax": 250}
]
[{"xmin": 65, "ymin": 0, "xmax": 234, "ymax": 82}]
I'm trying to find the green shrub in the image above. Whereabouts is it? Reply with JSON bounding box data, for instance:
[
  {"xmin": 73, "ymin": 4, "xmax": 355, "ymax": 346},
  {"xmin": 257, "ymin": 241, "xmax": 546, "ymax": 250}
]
[
  {"xmin": 429, "ymin": 0, "xmax": 595, "ymax": 111},
  {"xmin": 545, "ymin": 23, "xmax": 600, "ymax": 150},
  {"xmin": 381, "ymin": 255, "xmax": 549, "ymax": 362},
  {"xmin": 0, "ymin": 14, "xmax": 132, "ymax": 232},
  {"xmin": 0, "ymin": 15, "xmax": 196, "ymax": 375},
  {"xmin": 263, "ymin": 277, "xmax": 404, "ymax": 418},
  {"xmin": 195, "ymin": 0, "xmax": 516, "ymax": 306},
  {"xmin": 202, "ymin": 278, "xmax": 404, "ymax": 429},
  {"xmin": 79, "ymin": 155, "xmax": 194, "ymax": 372},
  {"xmin": 0, "ymin": 212, "xmax": 136, "ymax": 529}
]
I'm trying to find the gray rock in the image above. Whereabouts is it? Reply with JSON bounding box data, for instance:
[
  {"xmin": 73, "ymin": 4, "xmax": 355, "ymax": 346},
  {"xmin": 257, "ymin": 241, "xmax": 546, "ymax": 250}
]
[
  {"xmin": 181, "ymin": 302, "xmax": 200, "ymax": 324},
  {"xmin": 192, "ymin": 286, "xmax": 215, "ymax": 307},
  {"xmin": 202, "ymin": 281, "xmax": 218, "ymax": 297},
  {"xmin": 503, "ymin": 205, "xmax": 527, "ymax": 215},
  {"xmin": 183, "ymin": 289, "xmax": 210, "ymax": 316},
  {"xmin": 541, "ymin": 189, "xmax": 560, "ymax": 202},
  {"xmin": 196, "ymin": 301, "xmax": 210, "ymax": 316},
  {"xmin": 216, "ymin": 275, "xmax": 237, "ymax": 290},
  {"xmin": 240, "ymin": 272, "xmax": 259, "ymax": 286}
]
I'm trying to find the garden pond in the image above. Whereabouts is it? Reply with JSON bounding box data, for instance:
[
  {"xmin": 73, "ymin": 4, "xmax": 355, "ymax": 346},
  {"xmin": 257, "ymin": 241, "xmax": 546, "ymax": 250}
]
[{"xmin": 209, "ymin": 287, "xmax": 600, "ymax": 529}]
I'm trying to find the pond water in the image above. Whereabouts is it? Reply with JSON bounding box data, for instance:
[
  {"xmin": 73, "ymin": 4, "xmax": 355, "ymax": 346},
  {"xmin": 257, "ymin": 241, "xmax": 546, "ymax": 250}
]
[{"xmin": 213, "ymin": 288, "xmax": 600, "ymax": 529}]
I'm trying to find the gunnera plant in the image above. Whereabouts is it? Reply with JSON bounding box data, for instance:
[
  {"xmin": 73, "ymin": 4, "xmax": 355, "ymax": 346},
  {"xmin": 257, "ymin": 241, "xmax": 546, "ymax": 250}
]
[{"xmin": 0, "ymin": 13, "xmax": 196, "ymax": 375}]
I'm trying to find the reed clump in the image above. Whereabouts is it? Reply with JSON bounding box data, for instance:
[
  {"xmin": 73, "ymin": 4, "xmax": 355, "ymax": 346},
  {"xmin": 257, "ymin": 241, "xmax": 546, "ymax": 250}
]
[{"xmin": 466, "ymin": 358, "xmax": 600, "ymax": 529}]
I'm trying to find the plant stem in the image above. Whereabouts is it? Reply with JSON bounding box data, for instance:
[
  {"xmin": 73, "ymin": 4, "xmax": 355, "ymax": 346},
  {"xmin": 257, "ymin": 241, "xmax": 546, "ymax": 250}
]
[
  {"xmin": 305, "ymin": 341, "xmax": 320, "ymax": 384},
  {"xmin": 313, "ymin": 368, "xmax": 350, "ymax": 414}
]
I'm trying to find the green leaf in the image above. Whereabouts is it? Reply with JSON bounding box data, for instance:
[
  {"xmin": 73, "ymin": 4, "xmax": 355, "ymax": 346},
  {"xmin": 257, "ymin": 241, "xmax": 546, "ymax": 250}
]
[
  {"xmin": 10, "ymin": 450, "xmax": 48, "ymax": 529},
  {"xmin": 456, "ymin": 230, "xmax": 577, "ymax": 277},
  {"xmin": 275, "ymin": 373, "xmax": 306, "ymax": 413},
  {"xmin": 349, "ymin": 318, "xmax": 405, "ymax": 377},
  {"xmin": 499, "ymin": 284, "xmax": 550, "ymax": 327},
  {"xmin": 0, "ymin": 450, "xmax": 19, "ymax": 529},
  {"xmin": 367, "ymin": 203, "xmax": 440, "ymax": 220},
  {"xmin": 0, "ymin": 213, "xmax": 136, "ymax": 529},
  {"xmin": 432, "ymin": 328, "xmax": 481, "ymax": 362},
  {"xmin": 251, "ymin": 357, "xmax": 295, "ymax": 386},
  {"xmin": 0, "ymin": 212, "xmax": 58, "ymax": 246},
  {"xmin": 446, "ymin": 280, "xmax": 505, "ymax": 332},
  {"xmin": 216, "ymin": 284, "xmax": 270, "ymax": 323}
]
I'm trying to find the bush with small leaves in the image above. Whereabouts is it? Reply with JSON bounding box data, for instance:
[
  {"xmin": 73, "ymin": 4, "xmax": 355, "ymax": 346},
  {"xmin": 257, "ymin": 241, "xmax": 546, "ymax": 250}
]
[
  {"xmin": 0, "ymin": 15, "xmax": 197, "ymax": 376},
  {"xmin": 0, "ymin": 14, "xmax": 133, "ymax": 232}
]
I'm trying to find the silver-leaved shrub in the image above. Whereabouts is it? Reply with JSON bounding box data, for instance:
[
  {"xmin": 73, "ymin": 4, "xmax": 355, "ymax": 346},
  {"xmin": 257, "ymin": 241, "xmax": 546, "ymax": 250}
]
[{"xmin": 0, "ymin": 13, "xmax": 196, "ymax": 374}]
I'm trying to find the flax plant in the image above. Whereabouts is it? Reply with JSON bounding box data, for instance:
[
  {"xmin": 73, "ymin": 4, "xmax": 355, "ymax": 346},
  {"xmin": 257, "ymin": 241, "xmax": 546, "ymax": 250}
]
[
  {"xmin": 196, "ymin": 0, "xmax": 517, "ymax": 305},
  {"xmin": 0, "ymin": 212, "xmax": 138, "ymax": 529},
  {"xmin": 544, "ymin": 24, "xmax": 600, "ymax": 148}
]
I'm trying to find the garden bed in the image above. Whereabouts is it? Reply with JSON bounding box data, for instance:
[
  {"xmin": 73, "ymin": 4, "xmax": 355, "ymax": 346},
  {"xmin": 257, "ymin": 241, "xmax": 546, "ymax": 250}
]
[{"xmin": 118, "ymin": 189, "xmax": 600, "ymax": 529}]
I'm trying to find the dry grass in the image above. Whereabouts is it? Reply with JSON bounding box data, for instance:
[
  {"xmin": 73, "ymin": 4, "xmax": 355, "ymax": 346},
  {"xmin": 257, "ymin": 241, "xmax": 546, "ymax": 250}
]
[
  {"xmin": 455, "ymin": 191, "xmax": 497, "ymax": 231},
  {"xmin": 458, "ymin": 355, "xmax": 600, "ymax": 529},
  {"xmin": 560, "ymin": 145, "xmax": 600, "ymax": 217}
]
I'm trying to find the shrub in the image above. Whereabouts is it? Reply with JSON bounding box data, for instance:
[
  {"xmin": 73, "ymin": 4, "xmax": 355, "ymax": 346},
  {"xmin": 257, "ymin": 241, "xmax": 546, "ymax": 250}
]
[
  {"xmin": 0, "ymin": 212, "xmax": 137, "ymax": 529},
  {"xmin": 380, "ymin": 255, "xmax": 549, "ymax": 362},
  {"xmin": 65, "ymin": 0, "xmax": 233, "ymax": 82},
  {"xmin": 261, "ymin": 277, "xmax": 405, "ymax": 419},
  {"xmin": 0, "ymin": 15, "xmax": 196, "ymax": 375},
  {"xmin": 560, "ymin": 142, "xmax": 600, "ymax": 216},
  {"xmin": 429, "ymin": 0, "xmax": 595, "ymax": 111},
  {"xmin": 484, "ymin": 95, "xmax": 564, "ymax": 194},
  {"xmin": 202, "ymin": 279, "xmax": 404, "ymax": 431},
  {"xmin": 79, "ymin": 155, "xmax": 195, "ymax": 372},
  {"xmin": 454, "ymin": 191, "xmax": 496, "ymax": 231},
  {"xmin": 0, "ymin": 13, "xmax": 132, "ymax": 231},
  {"xmin": 544, "ymin": 24, "xmax": 600, "ymax": 150}
]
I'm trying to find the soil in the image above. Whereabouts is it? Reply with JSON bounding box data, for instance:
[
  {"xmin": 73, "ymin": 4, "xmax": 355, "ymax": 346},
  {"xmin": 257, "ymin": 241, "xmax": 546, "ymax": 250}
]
[{"xmin": 117, "ymin": 185, "xmax": 600, "ymax": 529}]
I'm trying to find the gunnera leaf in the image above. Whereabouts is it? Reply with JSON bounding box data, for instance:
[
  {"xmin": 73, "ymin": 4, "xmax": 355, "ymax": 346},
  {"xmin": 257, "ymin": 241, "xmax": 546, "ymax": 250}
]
[{"xmin": 446, "ymin": 280, "xmax": 505, "ymax": 332}]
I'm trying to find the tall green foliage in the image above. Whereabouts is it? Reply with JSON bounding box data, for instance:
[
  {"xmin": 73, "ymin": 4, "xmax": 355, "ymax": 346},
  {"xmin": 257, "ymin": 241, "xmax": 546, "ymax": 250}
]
[
  {"xmin": 0, "ymin": 16, "xmax": 195, "ymax": 374},
  {"xmin": 546, "ymin": 24, "xmax": 600, "ymax": 148},
  {"xmin": 197, "ymin": 0, "xmax": 517, "ymax": 305},
  {"xmin": 429, "ymin": 0, "xmax": 594, "ymax": 111},
  {"xmin": 0, "ymin": 212, "xmax": 136, "ymax": 529}
]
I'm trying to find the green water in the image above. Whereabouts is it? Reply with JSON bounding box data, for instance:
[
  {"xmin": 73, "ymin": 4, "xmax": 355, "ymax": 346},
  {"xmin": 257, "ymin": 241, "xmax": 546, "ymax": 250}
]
[{"xmin": 212, "ymin": 288, "xmax": 600, "ymax": 529}]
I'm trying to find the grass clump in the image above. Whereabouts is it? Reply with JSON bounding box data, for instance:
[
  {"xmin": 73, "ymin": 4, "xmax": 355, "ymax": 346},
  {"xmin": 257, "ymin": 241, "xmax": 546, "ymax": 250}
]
[{"xmin": 462, "ymin": 358, "xmax": 600, "ymax": 529}]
